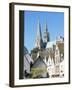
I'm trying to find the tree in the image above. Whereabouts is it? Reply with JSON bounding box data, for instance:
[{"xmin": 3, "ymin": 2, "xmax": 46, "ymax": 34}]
[
  {"xmin": 30, "ymin": 67, "xmax": 47, "ymax": 78},
  {"xmin": 31, "ymin": 48, "xmax": 39, "ymax": 54},
  {"xmin": 31, "ymin": 47, "xmax": 44, "ymax": 54}
]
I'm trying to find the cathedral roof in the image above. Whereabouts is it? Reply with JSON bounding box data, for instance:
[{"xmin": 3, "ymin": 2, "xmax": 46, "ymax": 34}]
[{"xmin": 46, "ymin": 41, "xmax": 56, "ymax": 49}]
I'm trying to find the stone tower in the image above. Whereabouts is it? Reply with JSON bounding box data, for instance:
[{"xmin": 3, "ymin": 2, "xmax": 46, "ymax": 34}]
[
  {"xmin": 43, "ymin": 22, "xmax": 50, "ymax": 48},
  {"xmin": 35, "ymin": 19, "xmax": 43, "ymax": 49}
]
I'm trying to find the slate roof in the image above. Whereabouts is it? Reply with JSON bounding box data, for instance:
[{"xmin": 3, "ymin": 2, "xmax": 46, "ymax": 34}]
[
  {"xmin": 24, "ymin": 54, "xmax": 34, "ymax": 64},
  {"xmin": 24, "ymin": 46, "xmax": 29, "ymax": 55},
  {"xmin": 24, "ymin": 46, "xmax": 34, "ymax": 63},
  {"xmin": 32, "ymin": 56, "xmax": 47, "ymax": 68}
]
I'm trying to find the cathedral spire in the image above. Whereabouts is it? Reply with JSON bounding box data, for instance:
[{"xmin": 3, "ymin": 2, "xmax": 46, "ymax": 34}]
[
  {"xmin": 43, "ymin": 21, "xmax": 50, "ymax": 48},
  {"xmin": 44, "ymin": 21, "xmax": 48, "ymax": 32},
  {"xmin": 35, "ymin": 18, "xmax": 43, "ymax": 49},
  {"xmin": 37, "ymin": 18, "xmax": 42, "ymax": 39}
]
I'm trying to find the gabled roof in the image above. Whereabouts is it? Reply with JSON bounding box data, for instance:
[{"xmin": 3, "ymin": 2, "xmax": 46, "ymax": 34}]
[
  {"xmin": 32, "ymin": 56, "xmax": 47, "ymax": 68},
  {"xmin": 37, "ymin": 50, "xmax": 55, "ymax": 62}
]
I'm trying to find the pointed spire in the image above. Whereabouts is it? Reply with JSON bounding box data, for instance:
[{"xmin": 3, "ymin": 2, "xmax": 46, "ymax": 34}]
[
  {"xmin": 35, "ymin": 18, "xmax": 43, "ymax": 49},
  {"xmin": 43, "ymin": 20, "xmax": 50, "ymax": 46},
  {"xmin": 37, "ymin": 18, "xmax": 42, "ymax": 39},
  {"xmin": 44, "ymin": 20, "xmax": 48, "ymax": 32}
]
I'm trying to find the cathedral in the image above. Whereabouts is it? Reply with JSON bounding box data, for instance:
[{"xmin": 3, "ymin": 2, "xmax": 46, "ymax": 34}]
[
  {"xmin": 24, "ymin": 19, "xmax": 64, "ymax": 78},
  {"xmin": 31, "ymin": 19, "xmax": 64, "ymax": 78},
  {"xmin": 35, "ymin": 19, "xmax": 50, "ymax": 49}
]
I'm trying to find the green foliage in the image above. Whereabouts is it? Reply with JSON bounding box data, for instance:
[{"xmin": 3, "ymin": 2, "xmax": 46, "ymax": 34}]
[
  {"xmin": 31, "ymin": 48, "xmax": 39, "ymax": 54},
  {"xmin": 31, "ymin": 47, "xmax": 44, "ymax": 54},
  {"xmin": 30, "ymin": 67, "xmax": 47, "ymax": 78}
]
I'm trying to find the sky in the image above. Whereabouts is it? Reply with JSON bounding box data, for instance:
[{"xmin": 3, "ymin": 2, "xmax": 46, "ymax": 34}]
[{"xmin": 24, "ymin": 11, "xmax": 64, "ymax": 53}]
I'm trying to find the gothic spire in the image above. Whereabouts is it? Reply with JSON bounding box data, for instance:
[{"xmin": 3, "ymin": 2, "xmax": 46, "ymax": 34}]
[
  {"xmin": 35, "ymin": 18, "xmax": 43, "ymax": 49},
  {"xmin": 43, "ymin": 21, "xmax": 50, "ymax": 48},
  {"xmin": 36, "ymin": 18, "xmax": 42, "ymax": 40},
  {"xmin": 44, "ymin": 21, "xmax": 48, "ymax": 32}
]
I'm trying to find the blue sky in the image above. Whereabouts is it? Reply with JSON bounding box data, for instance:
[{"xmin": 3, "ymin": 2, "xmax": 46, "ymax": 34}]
[{"xmin": 24, "ymin": 11, "xmax": 64, "ymax": 53}]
